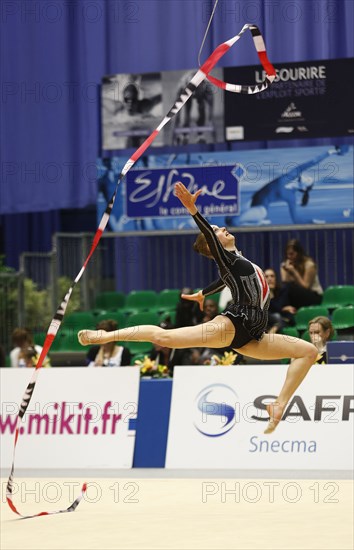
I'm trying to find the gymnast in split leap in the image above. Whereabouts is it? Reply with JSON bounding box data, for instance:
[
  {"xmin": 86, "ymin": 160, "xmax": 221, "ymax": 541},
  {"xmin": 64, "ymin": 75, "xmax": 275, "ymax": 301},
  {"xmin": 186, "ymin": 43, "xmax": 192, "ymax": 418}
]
[{"xmin": 78, "ymin": 182, "xmax": 318, "ymax": 433}]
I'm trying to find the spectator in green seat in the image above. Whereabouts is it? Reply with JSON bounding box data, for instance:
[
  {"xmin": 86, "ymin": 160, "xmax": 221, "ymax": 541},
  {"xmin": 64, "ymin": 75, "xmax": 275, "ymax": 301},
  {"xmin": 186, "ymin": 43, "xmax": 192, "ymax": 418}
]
[
  {"xmin": 280, "ymin": 239, "xmax": 323, "ymax": 309},
  {"xmin": 87, "ymin": 319, "xmax": 131, "ymax": 367},
  {"xmin": 308, "ymin": 316, "xmax": 335, "ymax": 364},
  {"xmin": 20, "ymin": 346, "xmax": 51, "ymax": 368},
  {"xmin": 202, "ymin": 298, "xmax": 219, "ymax": 323},
  {"xmin": 265, "ymin": 268, "xmax": 296, "ymax": 334},
  {"xmin": 10, "ymin": 328, "xmax": 50, "ymax": 368},
  {"xmin": 175, "ymin": 287, "xmax": 203, "ymax": 328}
]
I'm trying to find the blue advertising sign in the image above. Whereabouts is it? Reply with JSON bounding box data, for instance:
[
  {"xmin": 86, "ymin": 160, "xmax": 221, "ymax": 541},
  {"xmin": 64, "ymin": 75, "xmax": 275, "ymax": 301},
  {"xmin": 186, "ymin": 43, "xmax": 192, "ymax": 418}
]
[
  {"xmin": 125, "ymin": 165, "xmax": 241, "ymax": 219},
  {"xmin": 97, "ymin": 145, "xmax": 353, "ymax": 231}
]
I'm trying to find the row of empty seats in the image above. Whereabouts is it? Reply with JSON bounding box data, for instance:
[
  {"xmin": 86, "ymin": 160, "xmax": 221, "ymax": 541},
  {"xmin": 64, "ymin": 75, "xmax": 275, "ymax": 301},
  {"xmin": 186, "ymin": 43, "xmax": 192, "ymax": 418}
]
[
  {"xmin": 95, "ymin": 289, "xmax": 181, "ymax": 314},
  {"xmin": 293, "ymin": 304, "xmax": 354, "ymax": 331}
]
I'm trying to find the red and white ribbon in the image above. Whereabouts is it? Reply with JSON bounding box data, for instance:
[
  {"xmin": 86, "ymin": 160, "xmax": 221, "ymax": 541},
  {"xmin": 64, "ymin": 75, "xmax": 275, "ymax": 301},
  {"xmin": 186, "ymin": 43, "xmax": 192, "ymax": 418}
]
[{"xmin": 6, "ymin": 23, "xmax": 275, "ymax": 518}]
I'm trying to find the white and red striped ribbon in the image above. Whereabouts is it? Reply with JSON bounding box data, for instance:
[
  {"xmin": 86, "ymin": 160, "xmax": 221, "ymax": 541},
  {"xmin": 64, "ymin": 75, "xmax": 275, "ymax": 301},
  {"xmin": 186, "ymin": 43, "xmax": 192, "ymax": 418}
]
[{"xmin": 6, "ymin": 23, "xmax": 275, "ymax": 518}]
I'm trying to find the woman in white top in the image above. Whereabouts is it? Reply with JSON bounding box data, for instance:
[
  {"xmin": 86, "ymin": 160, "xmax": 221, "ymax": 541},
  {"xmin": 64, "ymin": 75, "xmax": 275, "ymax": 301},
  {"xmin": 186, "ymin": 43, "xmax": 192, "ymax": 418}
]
[
  {"xmin": 280, "ymin": 239, "xmax": 323, "ymax": 309},
  {"xmin": 87, "ymin": 319, "xmax": 131, "ymax": 367},
  {"xmin": 10, "ymin": 328, "xmax": 50, "ymax": 368}
]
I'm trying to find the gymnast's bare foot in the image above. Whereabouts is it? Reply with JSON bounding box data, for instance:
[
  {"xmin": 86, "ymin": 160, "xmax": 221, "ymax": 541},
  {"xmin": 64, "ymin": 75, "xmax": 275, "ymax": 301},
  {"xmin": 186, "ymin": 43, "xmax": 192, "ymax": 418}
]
[
  {"xmin": 78, "ymin": 329, "xmax": 109, "ymax": 346},
  {"xmin": 264, "ymin": 401, "xmax": 284, "ymax": 434}
]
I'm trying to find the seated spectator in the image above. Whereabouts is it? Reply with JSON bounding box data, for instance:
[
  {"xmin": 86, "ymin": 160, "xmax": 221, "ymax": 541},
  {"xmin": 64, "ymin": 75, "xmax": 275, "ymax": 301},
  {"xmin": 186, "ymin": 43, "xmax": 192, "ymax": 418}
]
[
  {"xmin": 177, "ymin": 291, "xmax": 244, "ymax": 365},
  {"xmin": 175, "ymin": 287, "xmax": 204, "ymax": 328},
  {"xmin": 308, "ymin": 316, "xmax": 335, "ymax": 364},
  {"xmin": 10, "ymin": 328, "xmax": 50, "ymax": 368},
  {"xmin": 86, "ymin": 319, "xmax": 131, "ymax": 367},
  {"xmin": 19, "ymin": 346, "xmax": 51, "ymax": 368},
  {"xmin": 202, "ymin": 298, "xmax": 219, "ymax": 322},
  {"xmin": 280, "ymin": 239, "xmax": 323, "ymax": 309},
  {"xmin": 264, "ymin": 268, "xmax": 296, "ymax": 333}
]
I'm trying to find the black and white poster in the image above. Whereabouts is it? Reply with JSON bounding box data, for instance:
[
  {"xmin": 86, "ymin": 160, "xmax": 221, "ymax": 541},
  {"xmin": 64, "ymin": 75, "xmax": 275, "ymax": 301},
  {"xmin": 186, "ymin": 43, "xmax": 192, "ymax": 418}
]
[
  {"xmin": 102, "ymin": 72, "xmax": 164, "ymax": 150},
  {"xmin": 224, "ymin": 58, "xmax": 354, "ymax": 141},
  {"xmin": 161, "ymin": 68, "xmax": 225, "ymax": 146},
  {"xmin": 101, "ymin": 68, "xmax": 225, "ymax": 150}
]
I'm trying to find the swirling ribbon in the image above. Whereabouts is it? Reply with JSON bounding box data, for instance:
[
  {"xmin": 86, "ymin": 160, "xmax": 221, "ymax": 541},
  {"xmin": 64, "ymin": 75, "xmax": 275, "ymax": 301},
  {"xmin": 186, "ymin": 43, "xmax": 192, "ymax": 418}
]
[{"xmin": 6, "ymin": 23, "xmax": 275, "ymax": 518}]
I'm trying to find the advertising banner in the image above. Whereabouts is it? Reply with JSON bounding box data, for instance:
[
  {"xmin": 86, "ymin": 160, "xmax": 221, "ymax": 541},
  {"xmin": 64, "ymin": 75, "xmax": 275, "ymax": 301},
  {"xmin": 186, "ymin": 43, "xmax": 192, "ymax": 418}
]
[
  {"xmin": 101, "ymin": 68, "xmax": 224, "ymax": 150},
  {"xmin": 165, "ymin": 365, "xmax": 354, "ymax": 469},
  {"xmin": 224, "ymin": 58, "xmax": 354, "ymax": 141},
  {"xmin": 0, "ymin": 368, "xmax": 140, "ymax": 469},
  {"xmin": 101, "ymin": 59, "xmax": 353, "ymax": 151},
  {"xmin": 97, "ymin": 145, "xmax": 353, "ymax": 230},
  {"xmin": 102, "ymin": 72, "xmax": 164, "ymax": 150},
  {"xmin": 125, "ymin": 164, "xmax": 240, "ymax": 219}
]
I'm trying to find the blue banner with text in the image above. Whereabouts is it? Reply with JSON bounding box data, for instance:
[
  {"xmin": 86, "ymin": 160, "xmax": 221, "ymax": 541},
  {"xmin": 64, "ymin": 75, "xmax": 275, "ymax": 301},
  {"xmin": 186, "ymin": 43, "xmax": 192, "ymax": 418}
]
[
  {"xmin": 125, "ymin": 165, "xmax": 241, "ymax": 219},
  {"xmin": 97, "ymin": 145, "xmax": 353, "ymax": 231}
]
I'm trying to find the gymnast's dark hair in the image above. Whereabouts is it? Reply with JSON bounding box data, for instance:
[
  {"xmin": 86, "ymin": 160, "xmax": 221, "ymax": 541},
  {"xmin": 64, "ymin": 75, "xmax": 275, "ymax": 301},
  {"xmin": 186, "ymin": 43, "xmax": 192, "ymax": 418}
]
[{"xmin": 193, "ymin": 233, "xmax": 213, "ymax": 259}]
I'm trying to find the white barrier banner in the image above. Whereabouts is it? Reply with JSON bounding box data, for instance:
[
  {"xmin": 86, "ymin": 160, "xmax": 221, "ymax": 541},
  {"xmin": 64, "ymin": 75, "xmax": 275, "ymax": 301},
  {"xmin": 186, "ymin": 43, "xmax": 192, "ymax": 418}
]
[
  {"xmin": 0, "ymin": 368, "xmax": 140, "ymax": 469},
  {"xmin": 165, "ymin": 365, "xmax": 354, "ymax": 469}
]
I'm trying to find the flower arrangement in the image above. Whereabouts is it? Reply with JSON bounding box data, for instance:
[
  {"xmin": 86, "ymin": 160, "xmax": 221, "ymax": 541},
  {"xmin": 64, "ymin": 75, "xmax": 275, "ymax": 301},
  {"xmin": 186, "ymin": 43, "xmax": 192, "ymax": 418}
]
[
  {"xmin": 210, "ymin": 350, "xmax": 238, "ymax": 366},
  {"xmin": 135, "ymin": 356, "xmax": 170, "ymax": 378}
]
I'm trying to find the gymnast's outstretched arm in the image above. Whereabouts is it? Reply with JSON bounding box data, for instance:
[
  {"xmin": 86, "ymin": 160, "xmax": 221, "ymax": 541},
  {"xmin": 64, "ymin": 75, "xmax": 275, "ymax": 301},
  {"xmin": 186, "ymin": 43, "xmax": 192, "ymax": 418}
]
[
  {"xmin": 174, "ymin": 182, "xmax": 231, "ymax": 270},
  {"xmin": 202, "ymin": 278, "xmax": 226, "ymax": 297}
]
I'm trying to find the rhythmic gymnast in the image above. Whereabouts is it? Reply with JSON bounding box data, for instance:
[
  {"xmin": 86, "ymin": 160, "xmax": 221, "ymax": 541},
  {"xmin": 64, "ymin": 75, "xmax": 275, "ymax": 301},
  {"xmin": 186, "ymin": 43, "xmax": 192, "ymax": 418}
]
[{"xmin": 78, "ymin": 182, "xmax": 318, "ymax": 433}]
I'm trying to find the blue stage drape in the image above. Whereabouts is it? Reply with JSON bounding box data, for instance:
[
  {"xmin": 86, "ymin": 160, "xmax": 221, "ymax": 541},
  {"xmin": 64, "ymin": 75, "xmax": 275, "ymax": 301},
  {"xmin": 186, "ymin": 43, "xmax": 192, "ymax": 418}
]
[{"xmin": 0, "ymin": 0, "xmax": 353, "ymax": 267}]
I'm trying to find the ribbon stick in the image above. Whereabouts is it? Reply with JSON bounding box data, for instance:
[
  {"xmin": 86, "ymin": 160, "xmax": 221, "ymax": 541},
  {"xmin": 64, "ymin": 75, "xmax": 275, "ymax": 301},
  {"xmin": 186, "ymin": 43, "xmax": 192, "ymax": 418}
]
[{"xmin": 6, "ymin": 23, "xmax": 275, "ymax": 518}]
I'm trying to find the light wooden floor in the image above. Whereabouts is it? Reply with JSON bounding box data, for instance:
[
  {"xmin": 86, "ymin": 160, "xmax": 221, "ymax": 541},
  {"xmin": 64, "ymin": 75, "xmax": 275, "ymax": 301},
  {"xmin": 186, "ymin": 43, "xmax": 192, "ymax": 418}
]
[{"xmin": 1, "ymin": 477, "xmax": 353, "ymax": 550}]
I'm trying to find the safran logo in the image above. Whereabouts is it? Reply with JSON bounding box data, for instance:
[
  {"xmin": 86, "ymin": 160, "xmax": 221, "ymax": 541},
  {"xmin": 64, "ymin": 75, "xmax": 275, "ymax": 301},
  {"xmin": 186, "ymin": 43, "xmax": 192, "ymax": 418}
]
[{"xmin": 194, "ymin": 384, "xmax": 237, "ymax": 437}]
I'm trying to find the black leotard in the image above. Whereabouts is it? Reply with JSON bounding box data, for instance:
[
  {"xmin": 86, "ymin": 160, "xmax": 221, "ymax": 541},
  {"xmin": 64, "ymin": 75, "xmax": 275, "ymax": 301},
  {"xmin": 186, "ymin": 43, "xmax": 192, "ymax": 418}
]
[{"xmin": 193, "ymin": 211, "xmax": 270, "ymax": 345}]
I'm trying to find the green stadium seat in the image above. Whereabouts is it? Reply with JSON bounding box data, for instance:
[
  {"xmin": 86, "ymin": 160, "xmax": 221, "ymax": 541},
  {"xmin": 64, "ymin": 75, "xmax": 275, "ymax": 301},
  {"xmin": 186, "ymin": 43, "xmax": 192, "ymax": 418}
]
[
  {"xmin": 322, "ymin": 286, "xmax": 354, "ymax": 309},
  {"xmin": 33, "ymin": 331, "xmax": 46, "ymax": 346},
  {"xmin": 92, "ymin": 308, "xmax": 108, "ymax": 317},
  {"xmin": 126, "ymin": 311, "xmax": 160, "ymax": 327},
  {"xmin": 124, "ymin": 341, "xmax": 153, "ymax": 356},
  {"xmin": 159, "ymin": 310, "xmax": 176, "ymax": 325},
  {"xmin": 294, "ymin": 306, "xmax": 329, "ymax": 331},
  {"xmin": 281, "ymin": 326, "xmax": 299, "ymax": 338},
  {"xmin": 64, "ymin": 311, "xmax": 96, "ymax": 330},
  {"xmin": 94, "ymin": 292, "xmax": 126, "ymax": 310},
  {"xmin": 156, "ymin": 289, "xmax": 181, "ymax": 310},
  {"xmin": 332, "ymin": 307, "xmax": 354, "ymax": 330},
  {"xmin": 125, "ymin": 290, "xmax": 158, "ymax": 311},
  {"xmin": 94, "ymin": 311, "xmax": 126, "ymax": 328},
  {"xmin": 57, "ymin": 331, "xmax": 85, "ymax": 352}
]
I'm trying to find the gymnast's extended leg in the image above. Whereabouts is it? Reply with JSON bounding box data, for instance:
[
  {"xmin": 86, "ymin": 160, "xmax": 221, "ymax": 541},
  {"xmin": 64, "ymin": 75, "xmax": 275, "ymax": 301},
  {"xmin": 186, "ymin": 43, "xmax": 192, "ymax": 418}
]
[
  {"xmin": 78, "ymin": 315, "xmax": 236, "ymax": 350},
  {"xmin": 237, "ymin": 334, "xmax": 318, "ymax": 434}
]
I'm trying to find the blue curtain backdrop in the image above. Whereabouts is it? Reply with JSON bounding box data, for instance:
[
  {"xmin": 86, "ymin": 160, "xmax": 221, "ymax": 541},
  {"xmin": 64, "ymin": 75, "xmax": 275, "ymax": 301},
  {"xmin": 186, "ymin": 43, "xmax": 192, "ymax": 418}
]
[{"xmin": 0, "ymin": 0, "xmax": 353, "ymax": 267}]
